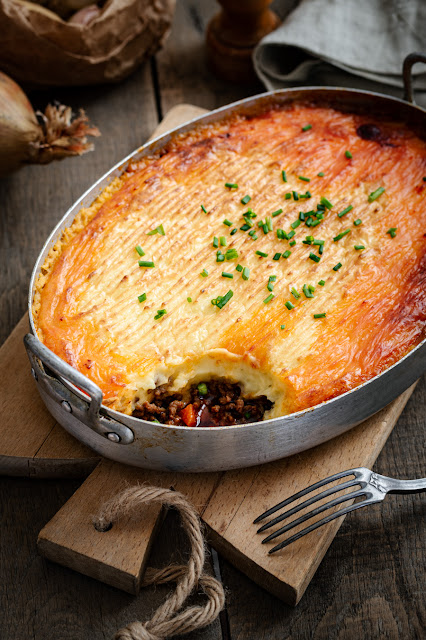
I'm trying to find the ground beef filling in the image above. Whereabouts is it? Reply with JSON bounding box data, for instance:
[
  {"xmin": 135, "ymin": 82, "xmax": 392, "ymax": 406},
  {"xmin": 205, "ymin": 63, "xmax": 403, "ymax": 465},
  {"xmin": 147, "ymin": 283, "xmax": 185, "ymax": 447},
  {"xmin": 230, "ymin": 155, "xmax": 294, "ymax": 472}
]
[{"xmin": 132, "ymin": 379, "xmax": 273, "ymax": 427}]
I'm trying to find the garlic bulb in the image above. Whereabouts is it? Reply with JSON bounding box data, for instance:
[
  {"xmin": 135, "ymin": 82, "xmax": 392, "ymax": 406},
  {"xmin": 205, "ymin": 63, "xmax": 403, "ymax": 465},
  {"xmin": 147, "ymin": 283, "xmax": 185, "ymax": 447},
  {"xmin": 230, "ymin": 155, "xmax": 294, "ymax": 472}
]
[{"xmin": 0, "ymin": 71, "xmax": 99, "ymax": 175}]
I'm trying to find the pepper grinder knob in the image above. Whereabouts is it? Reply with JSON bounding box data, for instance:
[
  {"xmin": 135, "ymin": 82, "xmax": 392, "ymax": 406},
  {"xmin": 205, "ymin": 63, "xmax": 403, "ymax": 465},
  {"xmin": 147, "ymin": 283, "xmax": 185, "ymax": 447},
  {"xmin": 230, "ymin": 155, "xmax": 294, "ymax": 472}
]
[{"xmin": 206, "ymin": 0, "xmax": 281, "ymax": 84}]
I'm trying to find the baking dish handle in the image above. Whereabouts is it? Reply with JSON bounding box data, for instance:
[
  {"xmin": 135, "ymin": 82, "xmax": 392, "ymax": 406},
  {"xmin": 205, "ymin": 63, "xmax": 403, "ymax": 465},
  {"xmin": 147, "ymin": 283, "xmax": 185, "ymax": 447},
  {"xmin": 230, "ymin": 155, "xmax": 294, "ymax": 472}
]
[
  {"xmin": 403, "ymin": 52, "xmax": 426, "ymax": 104},
  {"xmin": 24, "ymin": 333, "xmax": 134, "ymax": 444}
]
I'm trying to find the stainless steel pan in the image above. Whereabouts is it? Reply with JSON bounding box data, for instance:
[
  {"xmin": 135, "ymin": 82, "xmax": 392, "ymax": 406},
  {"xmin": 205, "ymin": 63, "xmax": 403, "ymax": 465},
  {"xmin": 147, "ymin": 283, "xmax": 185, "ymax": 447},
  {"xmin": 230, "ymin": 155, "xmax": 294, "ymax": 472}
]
[{"xmin": 24, "ymin": 53, "xmax": 426, "ymax": 472}]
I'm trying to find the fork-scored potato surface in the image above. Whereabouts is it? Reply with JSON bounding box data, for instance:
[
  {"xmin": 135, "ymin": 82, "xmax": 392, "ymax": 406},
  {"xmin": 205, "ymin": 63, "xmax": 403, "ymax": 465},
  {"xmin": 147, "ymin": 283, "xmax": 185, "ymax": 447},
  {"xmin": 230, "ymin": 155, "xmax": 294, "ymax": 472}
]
[{"xmin": 33, "ymin": 103, "xmax": 426, "ymax": 419}]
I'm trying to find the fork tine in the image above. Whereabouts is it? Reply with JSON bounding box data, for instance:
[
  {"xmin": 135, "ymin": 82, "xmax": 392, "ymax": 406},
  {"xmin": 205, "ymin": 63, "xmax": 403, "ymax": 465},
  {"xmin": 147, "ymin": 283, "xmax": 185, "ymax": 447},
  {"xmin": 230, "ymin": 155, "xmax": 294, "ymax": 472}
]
[
  {"xmin": 268, "ymin": 498, "xmax": 382, "ymax": 554},
  {"xmin": 261, "ymin": 488, "xmax": 369, "ymax": 544},
  {"xmin": 256, "ymin": 478, "xmax": 362, "ymax": 533},
  {"xmin": 253, "ymin": 468, "xmax": 362, "ymax": 524}
]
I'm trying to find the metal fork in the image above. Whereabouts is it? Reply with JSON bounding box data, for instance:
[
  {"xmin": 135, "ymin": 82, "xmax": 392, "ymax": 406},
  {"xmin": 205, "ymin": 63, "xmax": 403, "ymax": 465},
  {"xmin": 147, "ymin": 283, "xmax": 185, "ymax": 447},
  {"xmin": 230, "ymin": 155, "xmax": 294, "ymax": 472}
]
[{"xmin": 254, "ymin": 467, "xmax": 426, "ymax": 554}]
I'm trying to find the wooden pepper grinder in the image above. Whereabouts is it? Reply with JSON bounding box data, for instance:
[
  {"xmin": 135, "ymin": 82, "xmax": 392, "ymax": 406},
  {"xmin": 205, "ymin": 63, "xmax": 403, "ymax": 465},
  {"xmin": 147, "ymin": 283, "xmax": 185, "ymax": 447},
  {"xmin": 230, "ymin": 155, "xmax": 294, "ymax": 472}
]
[{"xmin": 206, "ymin": 0, "xmax": 281, "ymax": 84}]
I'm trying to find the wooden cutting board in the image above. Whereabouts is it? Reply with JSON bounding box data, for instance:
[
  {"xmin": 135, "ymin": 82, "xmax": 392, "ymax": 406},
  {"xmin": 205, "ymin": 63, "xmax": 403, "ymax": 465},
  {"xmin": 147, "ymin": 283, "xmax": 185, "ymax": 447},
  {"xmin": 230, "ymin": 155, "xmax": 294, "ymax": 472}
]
[{"xmin": 0, "ymin": 104, "xmax": 417, "ymax": 605}]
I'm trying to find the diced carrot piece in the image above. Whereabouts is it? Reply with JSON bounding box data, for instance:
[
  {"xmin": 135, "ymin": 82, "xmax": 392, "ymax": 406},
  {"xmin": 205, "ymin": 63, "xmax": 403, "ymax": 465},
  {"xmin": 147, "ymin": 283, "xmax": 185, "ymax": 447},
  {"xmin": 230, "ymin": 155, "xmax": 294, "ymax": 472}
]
[{"xmin": 180, "ymin": 403, "xmax": 197, "ymax": 427}]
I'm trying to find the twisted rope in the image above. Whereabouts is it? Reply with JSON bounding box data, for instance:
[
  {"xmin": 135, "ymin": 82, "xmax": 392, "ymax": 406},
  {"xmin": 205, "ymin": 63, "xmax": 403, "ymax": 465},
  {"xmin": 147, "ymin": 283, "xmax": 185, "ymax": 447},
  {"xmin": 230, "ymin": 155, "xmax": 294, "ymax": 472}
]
[{"xmin": 92, "ymin": 485, "xmax": 225, "ymax": 640}]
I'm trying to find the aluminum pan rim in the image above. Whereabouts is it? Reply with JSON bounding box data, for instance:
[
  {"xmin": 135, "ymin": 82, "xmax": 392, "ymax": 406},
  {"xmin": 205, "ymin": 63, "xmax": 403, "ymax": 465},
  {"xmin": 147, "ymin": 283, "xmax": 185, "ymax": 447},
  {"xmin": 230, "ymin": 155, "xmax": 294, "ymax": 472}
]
[{"xmin": 28, "ymin": 86, "xmax": 426, "ymax": 435}]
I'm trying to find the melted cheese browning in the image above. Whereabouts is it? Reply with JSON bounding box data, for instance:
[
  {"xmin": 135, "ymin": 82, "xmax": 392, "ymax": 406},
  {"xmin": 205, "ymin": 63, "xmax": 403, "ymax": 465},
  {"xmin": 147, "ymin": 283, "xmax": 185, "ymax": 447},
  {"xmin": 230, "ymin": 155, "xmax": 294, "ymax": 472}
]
[{"xmin": 34, "ymin": 103, "xmax": 426, "ymax": 419}]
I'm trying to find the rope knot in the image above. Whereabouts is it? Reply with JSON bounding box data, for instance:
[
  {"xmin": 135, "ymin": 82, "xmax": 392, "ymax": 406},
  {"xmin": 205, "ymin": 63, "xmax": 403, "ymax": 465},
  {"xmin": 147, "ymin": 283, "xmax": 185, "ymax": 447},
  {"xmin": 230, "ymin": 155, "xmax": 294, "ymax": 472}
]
[{"xmin": 93, "ymin": 484, "xmax": 225, "ymax": 640}]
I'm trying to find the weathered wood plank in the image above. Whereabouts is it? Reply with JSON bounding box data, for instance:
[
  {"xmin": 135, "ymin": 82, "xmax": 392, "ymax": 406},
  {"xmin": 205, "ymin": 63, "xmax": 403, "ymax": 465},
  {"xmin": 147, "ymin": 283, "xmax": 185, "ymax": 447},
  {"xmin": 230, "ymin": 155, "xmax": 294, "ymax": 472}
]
[
  {"xmin": 220, "ymin": 375, "xmax": 425, "ymax": 639},
  {"xmin": 155, "ymin": 0, "xmax": 263, "ymax": 114}
]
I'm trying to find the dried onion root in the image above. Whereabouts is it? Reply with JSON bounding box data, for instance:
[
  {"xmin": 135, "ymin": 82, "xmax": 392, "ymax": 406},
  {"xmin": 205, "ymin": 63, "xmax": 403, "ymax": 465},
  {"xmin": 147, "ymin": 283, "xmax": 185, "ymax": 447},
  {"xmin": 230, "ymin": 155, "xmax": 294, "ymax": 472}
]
[{"xmin": 0, "ymin": 70, "xmax": 100, "ymax": 175}]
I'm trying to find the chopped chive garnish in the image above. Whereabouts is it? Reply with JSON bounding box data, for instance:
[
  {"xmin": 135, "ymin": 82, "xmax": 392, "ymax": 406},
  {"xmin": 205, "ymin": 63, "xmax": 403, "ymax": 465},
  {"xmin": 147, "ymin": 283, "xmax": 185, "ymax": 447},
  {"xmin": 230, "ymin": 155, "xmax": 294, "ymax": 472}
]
[
  {"xmin": 250, "ymin": 233, "xmax": 258, "ymax": 240},
  {"xmin": 152, "ymin": 418, "xmax": 161, "ymax": 424},
  {"xmin": 201, "ymin": 204, "xmax": 208, "ymax": 214},
  {"xmin": 240, "ymin": 224, "xmax": 251, "ymax": 231},
  {"xmin": 318, "ymin": 279, "xmax": 325, "ymax": 286},
  {"xmin": 139, "ymin": 260, "xmax": 155, "ymax": 268},
  {"xmin": 338, "ymin": 205, "xmax": 353, "ymax": 218},
  {"xmin": 222, "ymin": 271, "xmax": 233, "ymax": 279},
  {"xmin": 289, "ymin": 240, "xmax": 296, "ymax": 247},
  {"xmin": 313, "ymin": 238, "xmax": 324, "ymax": 245},
  {"xmin": 266, "ymin": 217, "xmax": 273, "ymax": 232},
  {"xmin": 285, "ymin": 301, "xmax": 295, "ymax": 310},
  {"xmin": 314, "ymin": 313, "xmax": 326, "ymax": 318},
  {"xmin": 291, "ymin": 219, "xmax": 301, "ymax": 229},
  {"xmin": 236, "ymin": 264, "xmax": 243, "ymax": 272},
  {"xmin": 187, "ymin": 297, "xmax": 192, "ymax": 302},
  {"xmin": 268, "ymin": 275, "xmax": 277, "ymax": 283},
  {"xmin": 308, "ymin": 284, "xmax": 315, "ymax": 293},
  {"xmin": 333, "ymin": 262, "xmax": 342, "ymax": 271},
  {"xmin": 345, "ymin": 150, "xmax": 353, "ymax": 159},
  {"xmin": 216, "ymin": 251, "xmax": 225, "ymax": 262},
  {"xmin": 302, "ymin": 124, "xmax": 312, "ymax": 131},
  {"xmin": 264, "ymin": 294, "xmax": 274, "ymax": 304},
  {"xmin": 245, "ymin": 209, "xmax": 257, "ymax": 218},
  {"xmin": 354, "ymin": 245, "xmax": 365, "ymax": 250},
  {"xmin": 277, "ymin": 229, "xmax": 285, "ymax": 240},
  {"xmin": 225, "ymin": 248, "xmax": 239, "ymax": 260},
  {"xmin": 225, "ymin": 182, "xmax": 238, "ymax": 189},
  {"xmin": 154, "ymin": 309, "xmax": 167, "ymax": 320},
  {"xmin": 285, "ymin": 193, "xmax": 292, "ymax": 200},
  {"xmin": 287, "ymin": 230, "xmax": 295, "ymax": 240},
  {"xmin": 309, "ymin": 252, "xmax": 321, "ymax": 263},
  {"xmin": 302, "ymin": 191, "xmax": 312, "ymax": 199},
  {"xmin": 200, "ymin": 269, "xmax": 208, "ymax": 277},
  {"xmin": 272, "ymin": 208, "xmax": 283, "ymax": 218},
  {"xmin": 368, "ymin": 187, "xmax": 385, "ymax": 202},
  {"xmin": 319, "ymin": 245, "xmax": 324, "ymax": 255},
  {"xmin": 282, "ymin": 170, "xmax": 287, "ymax": 182},
  {"xmin": 333, "ymin": 229, "xmax": 351, "ymax": 241},
  {"xmin": 280, "ymin": 324, "xmax": 285, "ymax": 330},
  {"xmin": 213, "ymin": 236, "xmax": 219, "ymax": 248},
  {"xmin": 320, "ymin": 196, "xmax": 333, "ymax": 210},
  {"xmin": 147, "ymin": 224, "xmax": 165, "ymax": 236},
  {"xmin": 291, "ymin": 287, "xmax": 300, "ymax": 299},
  {"xmin": 219, "ymin": 236, "xmax": 227, "ymax": 246},
  {"xmin": 242, "ymin": 267, "xmax": 250, "ymax": 280},
  {"xmin": 256, "ymin": 250, "xmax": 268, "ymax": 258},
  {"xmin": 241, "ymin": 195, "xmax": 251, "ymax": 205},
  {"xmin": 387, "ymin": 227, "xmax": 397, "ymax": 238},
  {"xmin": 354, "ymin": 219, "xmax": 362, "ymax": 226},
  {"xmin": 298, "ymin": 176, "xmax": 311, "ymax": 182},
  {"xmin": 282, "ymin": 250, "xmax": 291, "ymax": 258},
  {"xmin": 211, "ymin": 290, "xmax": 233, "ymax": 309},
  {"xmin": 317, "ymin": 171, "xmax": 324, "ymax": 177},
  {"xmin": 223, "ymin": 219, "xmax": 232, "ymax": 227},
  {"xmin": 135, "ymin": 245, "xmax": 145, "ymax": 256},
  {"xmin": 230, "ymin": 228, "xmax": 238, "ymax": 236},
  {"xmin": 267, "ymin": 282, "xmax": 274, "ymax": 292},
  {"xmin": 248, "ymin": 229, "xmax": 257, "ymax": 236},
  {"xmin": 138, "ymin": 293, "xmax": 147, "ymax": 303},
  {"xmin": 299, "ymin": 211, "xmax": 306, "ymax": 221},
  {"xmin": 273, "ymin": 252, "xmax": 281, "ymax": 261},
  {"xmin": 292, "ymin": 191, "xmax": 299, "ymax": 201},
  {"xmin": 302, "ymin": 284, "xmax": 313, "ymax": 298}
]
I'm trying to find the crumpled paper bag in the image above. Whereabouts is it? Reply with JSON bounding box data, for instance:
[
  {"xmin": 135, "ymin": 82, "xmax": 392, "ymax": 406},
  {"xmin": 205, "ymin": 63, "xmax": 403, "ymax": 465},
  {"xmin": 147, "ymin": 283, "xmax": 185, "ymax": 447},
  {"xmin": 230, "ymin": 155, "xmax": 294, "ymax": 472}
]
[{"xmin": 0, "ymin": 0, "xmax": 175, "ymax": 86}]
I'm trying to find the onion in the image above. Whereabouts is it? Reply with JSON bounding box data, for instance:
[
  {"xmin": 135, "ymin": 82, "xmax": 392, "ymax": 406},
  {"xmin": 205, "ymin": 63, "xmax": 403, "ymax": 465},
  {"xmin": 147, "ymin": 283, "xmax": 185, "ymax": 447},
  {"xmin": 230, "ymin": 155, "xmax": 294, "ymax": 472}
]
[{"xmin": 0, "ymin": 71, "xmax": 100, "ymax": 175}]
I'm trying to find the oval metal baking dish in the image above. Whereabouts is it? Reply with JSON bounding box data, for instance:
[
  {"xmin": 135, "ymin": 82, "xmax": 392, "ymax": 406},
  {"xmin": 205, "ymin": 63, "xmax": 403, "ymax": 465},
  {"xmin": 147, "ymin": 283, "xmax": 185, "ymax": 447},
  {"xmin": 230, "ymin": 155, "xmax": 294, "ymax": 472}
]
[{"xmin": 25, "ymin": 54, "xmax": 426, "ymax": 473}]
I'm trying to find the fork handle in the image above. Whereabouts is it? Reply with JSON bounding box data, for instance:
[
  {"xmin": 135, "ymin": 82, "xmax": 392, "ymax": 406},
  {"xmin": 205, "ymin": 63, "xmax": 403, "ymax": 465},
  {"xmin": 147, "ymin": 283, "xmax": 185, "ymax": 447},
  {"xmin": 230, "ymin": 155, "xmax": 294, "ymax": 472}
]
[{"xmin": 372, "ymin": 473, "xmax": 426, "ymax": 495}]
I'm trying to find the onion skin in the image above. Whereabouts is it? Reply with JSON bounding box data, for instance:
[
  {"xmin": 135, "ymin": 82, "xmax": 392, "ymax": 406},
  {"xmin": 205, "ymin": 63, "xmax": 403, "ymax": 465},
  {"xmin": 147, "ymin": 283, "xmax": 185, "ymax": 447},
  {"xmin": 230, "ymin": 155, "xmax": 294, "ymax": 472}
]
[{"xmin": 0, "ymin": 70, "xmax": 100, "ymax": 175}]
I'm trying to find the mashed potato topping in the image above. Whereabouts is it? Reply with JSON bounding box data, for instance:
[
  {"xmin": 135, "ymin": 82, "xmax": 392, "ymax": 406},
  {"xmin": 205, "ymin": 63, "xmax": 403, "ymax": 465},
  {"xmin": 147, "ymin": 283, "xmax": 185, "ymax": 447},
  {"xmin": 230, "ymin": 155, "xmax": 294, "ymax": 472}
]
[{"xmin": 33, "ymin": 102, "xmax": 426, "ymax": 422}]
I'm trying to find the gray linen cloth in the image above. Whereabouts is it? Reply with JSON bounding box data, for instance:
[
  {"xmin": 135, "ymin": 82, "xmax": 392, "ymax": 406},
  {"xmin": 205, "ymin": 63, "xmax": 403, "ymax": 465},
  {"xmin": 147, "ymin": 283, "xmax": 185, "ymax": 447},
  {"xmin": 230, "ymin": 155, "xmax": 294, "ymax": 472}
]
[{"xmin": 254, "ymin": 0, "xmax": 426, "ymax": 107}]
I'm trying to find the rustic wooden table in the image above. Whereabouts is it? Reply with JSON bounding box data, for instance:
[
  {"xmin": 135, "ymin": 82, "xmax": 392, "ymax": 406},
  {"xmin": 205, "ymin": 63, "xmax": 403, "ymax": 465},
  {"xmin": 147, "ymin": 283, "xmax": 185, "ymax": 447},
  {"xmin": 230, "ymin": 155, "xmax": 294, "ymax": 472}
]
[{"xmin": 0, "ymin": 2, "xmax": 424, "ymax": 638}]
